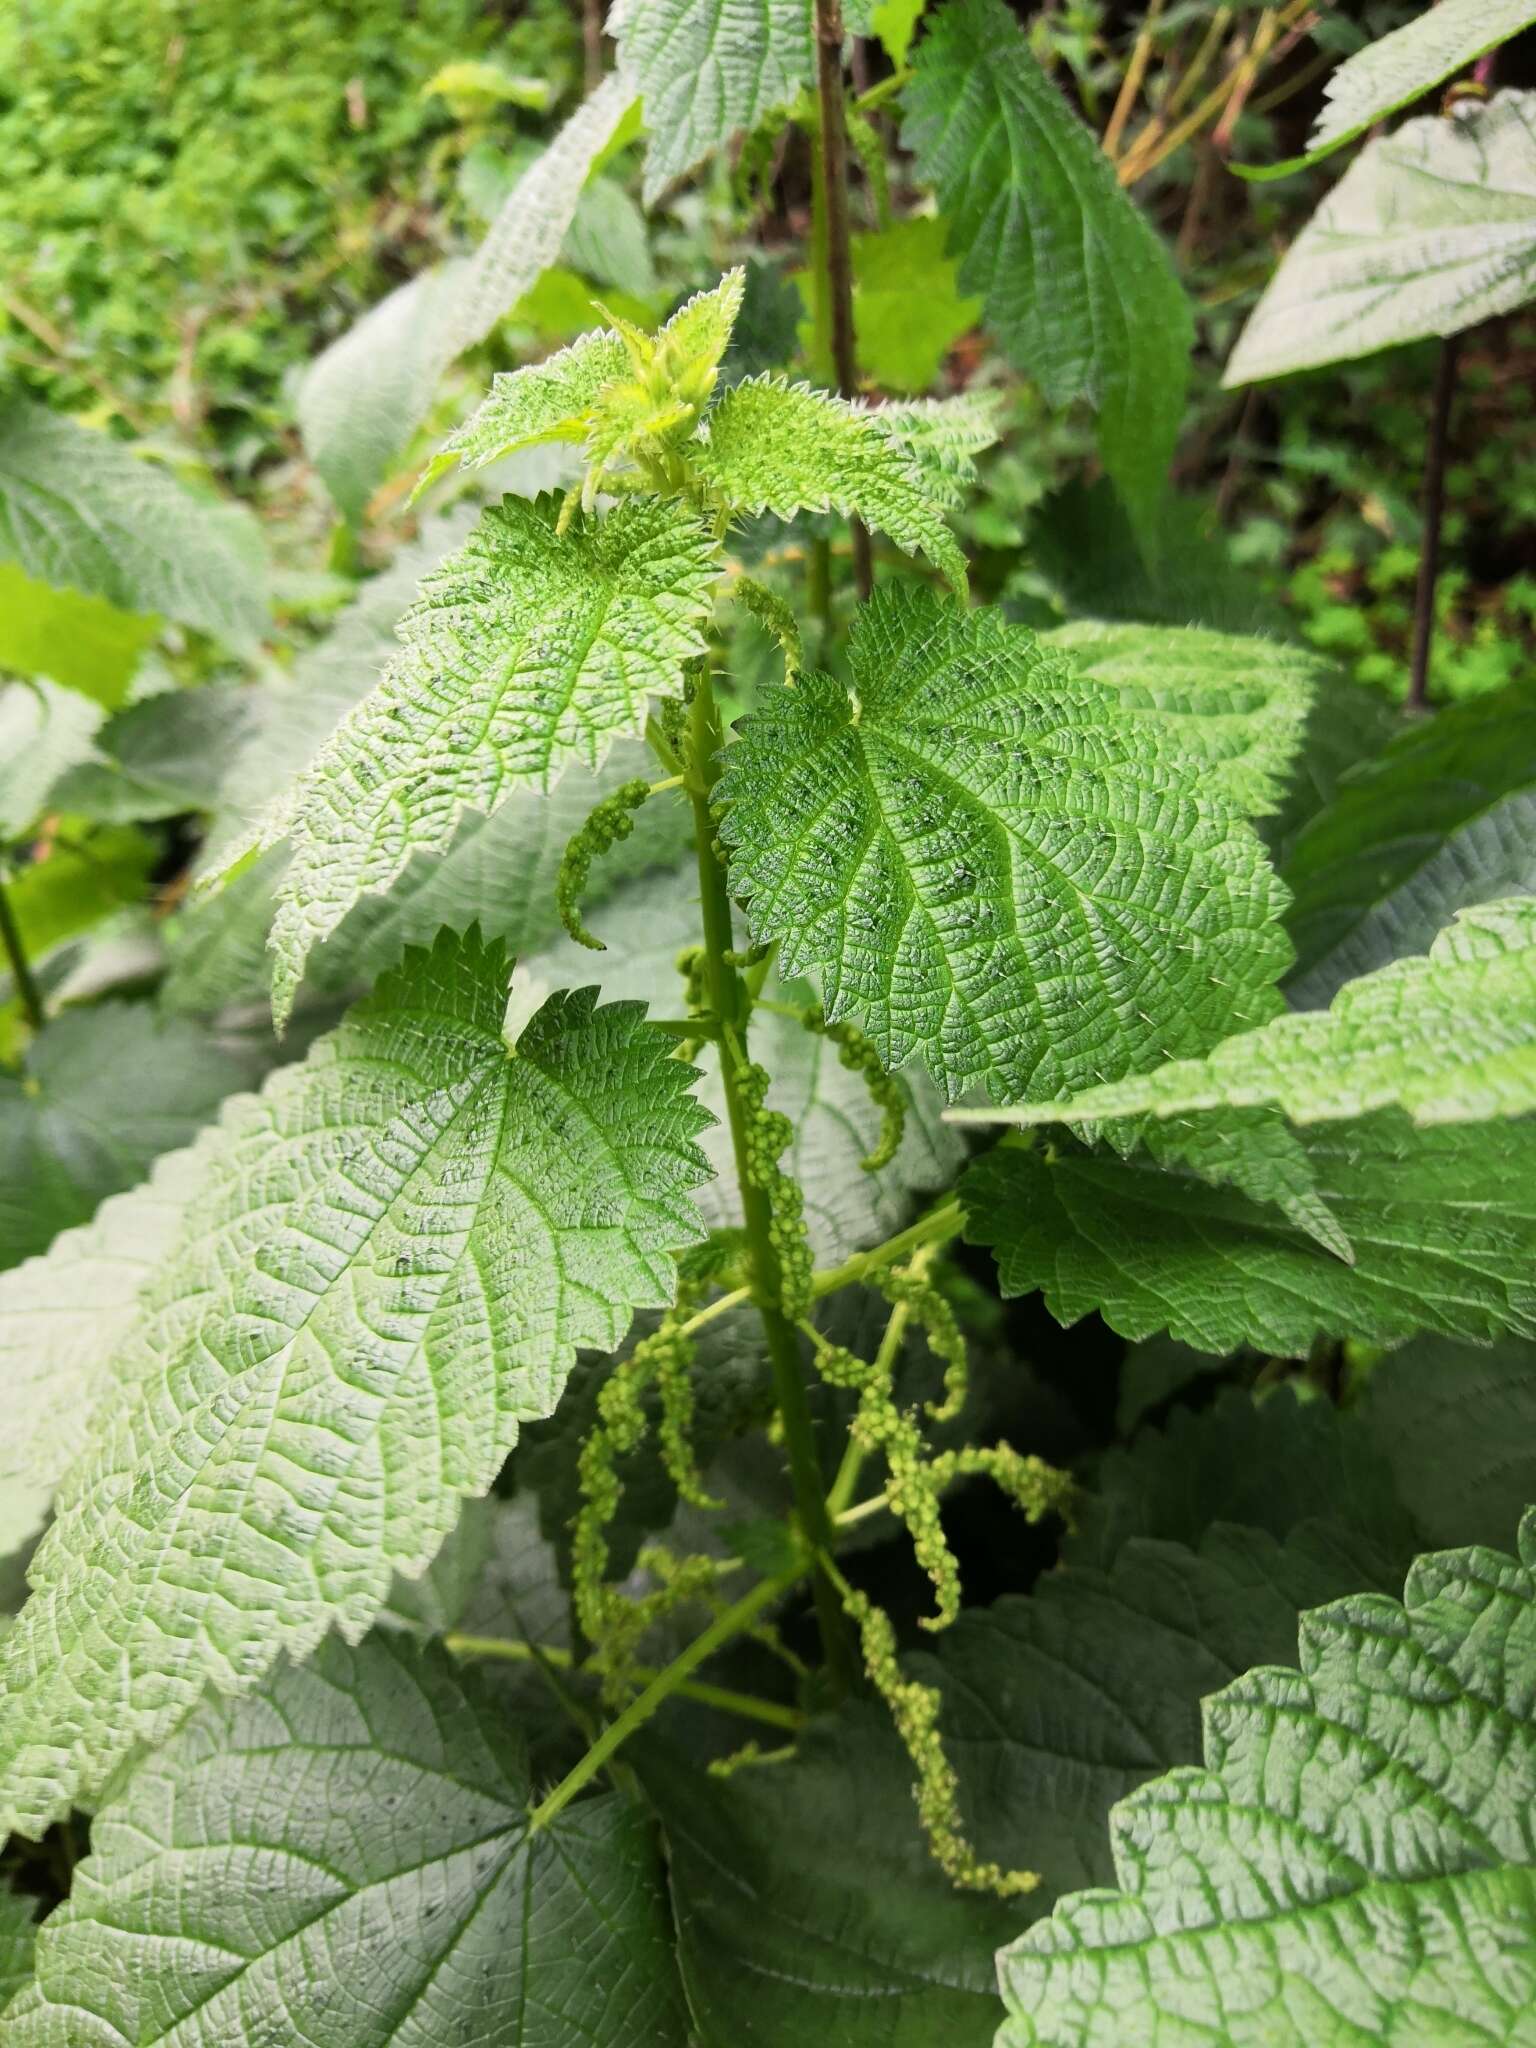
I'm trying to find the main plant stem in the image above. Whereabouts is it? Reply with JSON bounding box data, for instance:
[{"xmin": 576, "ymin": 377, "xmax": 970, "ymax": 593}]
[
  {"xmin": 685, "ymin": 672, "xmax": 856, "ymax": 1694},
  {"xmin": 1407, "ymin": 333, "xmax": 1459, "ymax": 714},
  {"xmin": 0, "ymin": 876, "xmax": 43, "ymax": 1032},
  {"xmin": 812, "ymin": 0, "xmax": 873, "ymax": 600}
]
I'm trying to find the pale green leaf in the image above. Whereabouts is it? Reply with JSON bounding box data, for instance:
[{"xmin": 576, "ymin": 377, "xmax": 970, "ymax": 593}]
[
  {"xmin": 611, "ymin": 0, "xmax": 814, "ymax": 203},
  {"xmin": 6, "ymin": 1631, "xmax": 688, "ymax": 2047},
  {"xmin": 258, "ymin": 494, "xmax": 718, "ymax": 1024},
  {"xmin": 695, "ymin": 375, "xmax": 969, "ymax": 589},
  {"xmin": 564, "ymin": 175, "xmax": 658, "ymax": 297},
  {"xmin": 719, "ymin": 583, "xmax": 1289, "ymax": 1103},
  {"xmin": 904, "ymin": 0, "xmax": 1193, "ymax": 555},
  {"xmin": 1226, "ymin": 91, "xmax": 1536, "ymax": 385},
  {"xmin": 421, "ymin": 328, "xmax": 630, "ymax": 488},
  {"xmin": 1043, "ymin": 622, "xmax": 1318, "ymax": 820},
  {"xmin": 0, "ymin": 401, "xmax": 267, "ymax": 653},
  {"xmin": 965, "ymin": 1111, "xmax": 1536, "ymax": 1354},
  {"xmin": 1284, "ymin": 676, "xmax": 1536, "ymax": 1006},
  {"xmin": 982, "ymin": 898, "xmax": 1536, "ymax": 1129},
  {"xmin": 999, "ymin": 1510, "xmax": 1536, "ymax": 2046},
  {"xmin": 1239, "ymin": 0, "xmax": 1536, "ymax": 181},
  {"xmin": 797, "ymin": 217, "xmax": 981, "ymax": 393},
  {"xmin": 0, "ymin": 679, "xmax": 102, "ymax": 840},
  {"xmin": 868, "ymin": 390, "xmax": 1004, "ymax": 509},
  {"xmin": 49, "ymin": 685, "xmax": 254, "ymax": 825},
  {"xmin": 0, "ymin": 1003, "xmax": 252, "ymax": 1271},
  {"xmin": 871, "ymin": 0, "xmax": 927, "ymax": 65},
  {"xmin": 300, "ymin": 74, "xmax": 633, "ymax": 519},
  {"xmin": 0, "ymin": 826, "xmax": 154, "ymax": 979},
  {"xmin": 0, "ymin": 929, "xmax": 712, "ymax": 1837},
  {"xmin": 0, "ymin": 563, "xmax": 156, "ymax": 708}
]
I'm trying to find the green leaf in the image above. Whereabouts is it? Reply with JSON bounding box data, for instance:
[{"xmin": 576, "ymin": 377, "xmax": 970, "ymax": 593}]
[
  {"xmin": 0, "ymin": 680, "xmax": 102, "ymax": 841},
  {"xmin": 1357, "ymin": 1336, "xmax": 1536, "ymax": 1554},
  {"xmin": 255, "ymin": 494, "xmax": 717, "ymax": 1025},
  {"xmin": 0, "ymin": 1002, "xmax": 253, "ymax": 1273},
  {"xmin": 643, "ymin": 1518, "xmax": 1402, "ymax": 2047},
  {"xmin": 694, "ymin": 375, "xmax": 969, "ymax": 590},
  {"xmin": 5, "ymin": 1631, "xmax": 688, "ymax": 2046},
  {"xmin": 422, "ymin": 328, "xmax": 631, "ymax": 486},
  {"xmin": 0, "ymin": 1882, "xmax": 37, "ymax": 2018},
  {"xmin": 999, "ymin": 1510, "xmax": 1536, "ymax": 2046},
  {"xmin": 0, "ymin": 929, "xmax": 712, "ymax": 1837},
  {"xmin": 964, "ymin": 1111, "xmax": 1536, "ymax": 1354},
  {"xmin": 1264, "ymin": 664, "xmax": 1398, "ymax": 860},
  {"xmin": 299, "ymin": 74, "xmax": 633, "ymax": 520},
  {"xmin": 869, "ymin": 391, "xmax": 1004, "ymax": 509},
  {"xmin": 564, "ymin": 175, "xmax": 658, "ymax": 297},
  {"xmin": 1236, "ymin": 0, "xmax": 1536, "ymax": 181},
  {"xmin": 1043, "ymin": 622, "xmax": 1318, "ymax": 821},
  {"xmin": 871, "ymin": 0, "xmax": 927, "ymax": 65},
  {"xmin": 0, "ymin": 563, "xmax": 157, "ymax": 709},
  {"xmin": 48, "ymin": 685, "xmax": 254, "ymax": 825},
  {"xmin": 719, "ymin": 583, "xmax": 1289, "ymax": 1103},
  {"xmin": 1284, "ymin": 677, "xmax": 1536, "ymax": 1007},
  {"xmin": 611, "ymin": 0, "xmax": 814, "ymax": 203},
  {"xmin": 904, "ymin": 0, "xmax": 1193, "ymax": 555},
  {"xmin": 0, "ymin": 1139, "xmax": 202, "ymax": 1537},
  {"xmin": 1, "ymin": 826, "xmax": 153, "ymax": 974},
  {"xmin": 985, "ymin": 898, "xmax": 1536, "ymax": 1129},
  {"xmin": 796, "ymin": 217, "xmax": 982, "ymax": 393},
  {"xmin": 1226, "ymin": 92, "xmax": 1536, "ymax": 385},
  {"xmin": 0, "ymin": 400, "xmax": 267, "ymax": 653}
]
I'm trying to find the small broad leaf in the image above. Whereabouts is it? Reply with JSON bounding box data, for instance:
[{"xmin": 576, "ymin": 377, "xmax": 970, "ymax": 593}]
[
  {"xmin": 0, "ymin": 563, "xmax": 156, "ymax": 708},
  {"xmin": 719, "ymin": 583, "xmax": 1289, "ymax": 1103},
  {"xmin": 1237, "ymin": 0, "xmax": 1536, "ymax": 181},
  {"xmin": 1044, "ymin": 622, "xmax": 1318, "ymax": 820},
  {"xmin": 0, "ymin": 1003, "xmax": 254, "ymax": 1271},
  {"xmin": 694, "ymin": 375, "xmax": 969, "ymax": 590},
  {"xmin": 795, "ymin": 217, "xmax": 982, "ymax": 394},
  {"xmin": 257, "ymin": 494, "xmax": 718, "ymax": 1024},
  {"xmin": 0, "ymin": 400, "xmax": 267, "ymax": 654},
  {"xmin": 0, "ymin": 929, "xmax": 712, "ymax": 1838},
  {"xmin": 5, "ymin": 1631, "xmax": 688, "ymax": 2046},
  {"xmin": 1226, "ymin": 91, "xmax": 1536, "ymax": 385},
  {"xmin": 982, "ymin": 898, "xmax": 1536, "ymax": 1129},
  {"xmin": 1284, "ymin": 675, "xmax": 1536, "ymax": 1006},
  {"xmin": 611, "ymin": 0, "xmax": 814, "ymax": 203},
  {"xmin": 999, "ymin": 1510, "xmax": 1536, "ymax": 2045},
  {"xmin": 904, "ymin": 0, "xmax": 1193, "ymax": 556},
  {"xmin": 299, "ymin": 73, "xmax": 633, "ymax": 520},
  {"xmin": 964, "ymin": 1111, "xmax": 1536, "ymax": 1354}
]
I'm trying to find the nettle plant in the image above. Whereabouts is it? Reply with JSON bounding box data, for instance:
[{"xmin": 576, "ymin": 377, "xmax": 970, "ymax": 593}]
[{"xmin": 4, "ymin": 1, "xmax": 1536, "ymax": 2043}]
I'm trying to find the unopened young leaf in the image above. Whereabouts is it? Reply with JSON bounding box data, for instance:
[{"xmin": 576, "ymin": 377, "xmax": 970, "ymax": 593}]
[
  {"xmin": 1237, "ymin": 0, "xmax": 1536, "ymax": 181},
  {"xmin": 999, "ymin": 1510, "xmax": 1536, "ymax": 2044},
  {"xmin": 986, "ymin": 897, "xmax": 1536, "ymax": 1128},
  {"xmin": 0, "ymin": 929, "xmax": 712, "ymax": 1838},
  {"xmin": 6, "ymin": 1631, "xmax": 688, "ymax": 2046},
  {"xmin": 965, "ymin": 1111, "xmax": 1536, "ymax": 1354},
  {"xmin": 695, "ymin": 375, "xmax": 969, "ymax": 589},
  {"xmin": 1227, "ymin": 92, "xmax": 1536, "ymax": 385},
  {"xmin": 0, "ymin": 400, "xmax": 267, "ymax": 653},
  {"xmin": 904, "ymin": 0, "xmax": 1193, "ymax": 555},
  {"xmin": 719, "ymin": 583, "xmax": 1288, "ymax": 1103},
  {"xmin": 258, "ymin": 494, "xmax": 717, "ymax": 1023},
  {"xmin": 1284, "ymin": 675, "xmax": 1536, "ymax": 1006}
]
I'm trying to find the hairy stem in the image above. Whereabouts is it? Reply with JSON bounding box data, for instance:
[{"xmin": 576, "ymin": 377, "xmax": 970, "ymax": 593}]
[
  {"xmin": 1407, "ymin": 333, "xmax": 1460, "ymax": 714},
  {"xmin": 528, "ymin": 1567, "xmax": 804, "ymax": 1831},
  {"xmin": 0, "ymin": 875, "xmax": 43, "ymax": 1032},
  {"xmin": 684, "ymin": 671, "xmax": 856, "ymax": 1693},
  {"xmin": 445, "ymin": 1633, "xmax": 802, "ymax": 1732},
  {"xmin": 813, "ymin": 0, "xmax": 873, "ymax": 600}
]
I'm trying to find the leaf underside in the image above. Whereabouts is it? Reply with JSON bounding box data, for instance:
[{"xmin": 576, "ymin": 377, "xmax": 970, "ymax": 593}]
[
  {"xmin": 0, "ymin": 929, "xmax": 712, "ymax": 1838},
  {"xmin": 719, "ymin": 582, "xmax": 1289, "ymax": 1104}
]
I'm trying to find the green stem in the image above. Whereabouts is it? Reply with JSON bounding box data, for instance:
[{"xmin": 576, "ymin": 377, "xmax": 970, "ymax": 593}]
[
  {"xmin": 0, "ymin": 876, "xmax": 43, "ymax": 1032},
  {"xmin": 823, "ymin": 1251, "xmax": 930, "ymax": 1518},
  {"xmin": 810, "ymin": 1197, "xmax": 965, "ymax": 1301},
  {"xmin": 528, "ymin": 1568, "xmax": 803, "ymax": 1831},
  {"xmin": 445, "ymin": 1632, "xmax": 802, "ymax": 1733},
  {"xmin": 685, "ymin": 671, "xmax": 857, "ymax": 1695}
]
